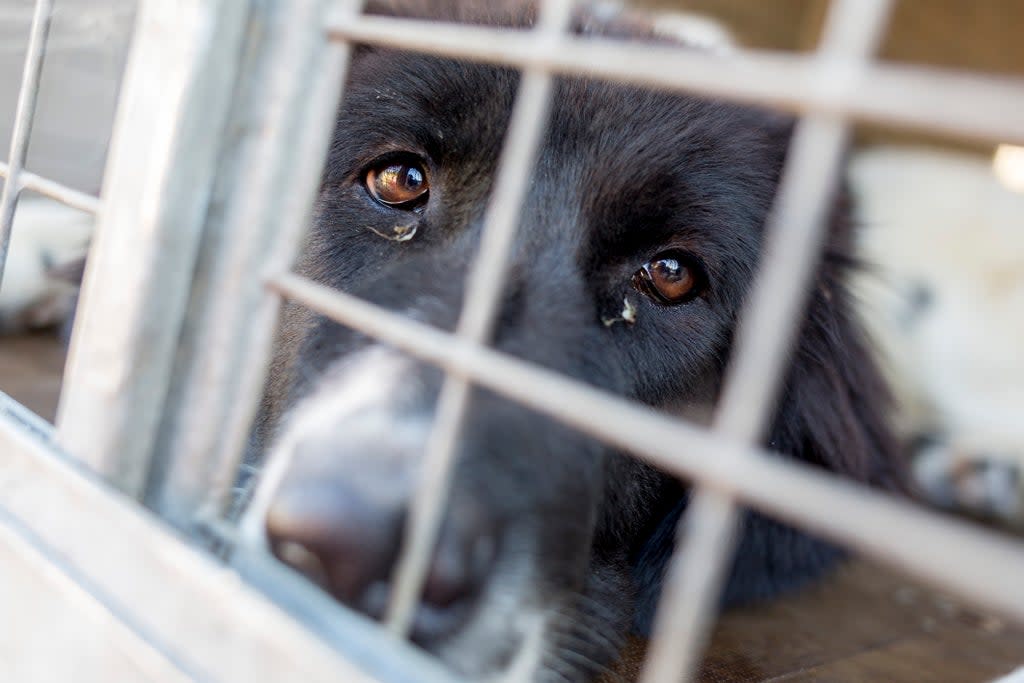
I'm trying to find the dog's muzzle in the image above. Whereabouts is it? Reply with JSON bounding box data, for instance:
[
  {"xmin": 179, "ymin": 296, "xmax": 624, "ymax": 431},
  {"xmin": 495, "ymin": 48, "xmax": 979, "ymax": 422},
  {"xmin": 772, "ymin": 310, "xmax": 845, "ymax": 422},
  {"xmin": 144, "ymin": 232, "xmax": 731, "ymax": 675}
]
[{"xmin": 242, "ymin": 347, "xmax": 502, "ymax": 644}]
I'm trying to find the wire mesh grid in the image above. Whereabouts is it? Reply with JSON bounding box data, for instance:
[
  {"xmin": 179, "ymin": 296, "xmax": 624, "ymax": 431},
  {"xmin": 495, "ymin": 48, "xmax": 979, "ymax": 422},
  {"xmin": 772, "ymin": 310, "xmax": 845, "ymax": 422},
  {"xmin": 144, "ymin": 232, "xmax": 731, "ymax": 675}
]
[
  {"xmin": 1, "ymin": 0, "xmax": 1023, "ymax": 681},
  {"xmin": 261, "ymin": 0, "xmax": 1024, "ymax": 678},
  {"xmin": 271, "ymin": 0, "xmax": 1024, "ymax": 678}
]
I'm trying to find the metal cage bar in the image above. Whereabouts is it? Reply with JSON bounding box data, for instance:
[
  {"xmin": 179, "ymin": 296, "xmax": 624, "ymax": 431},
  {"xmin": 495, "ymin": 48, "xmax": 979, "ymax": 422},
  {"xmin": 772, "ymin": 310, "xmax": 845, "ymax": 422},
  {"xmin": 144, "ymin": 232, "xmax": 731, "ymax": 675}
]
[
  {"xmin": 383, "ymin": 0, "xmax": 575, "ymax": 637},
  {"xmin": 0, "ymin": 0, "xmax": 1021, "ymax": 681},
  {"xmin": 267, "ymin": 273, "xmax": 1024, "ymax": 623},
  {"xmin": 143, "ymin": 0, "xmax": 354, "ymax": 529},
  {"xmin": 0, "ymin": 0, "xmax": 53, "ymax": 289},
  {"xmin": 56, "ymin": 0, "xmax": 254, "ymax": 495},
  {"xmin": 0, "ymin": 162, "xmax": 100, "ymax": 214},
  {"xmin": 642, "ymin": 3, "xmax": 892, "ymax": 680},
  {"xmin": 325, "ymin": 14, "xmax": 1024, "ymax": 144},
  {"xmin": 0, "ymin": 392, "xmax": 460, "ymax": 683}
]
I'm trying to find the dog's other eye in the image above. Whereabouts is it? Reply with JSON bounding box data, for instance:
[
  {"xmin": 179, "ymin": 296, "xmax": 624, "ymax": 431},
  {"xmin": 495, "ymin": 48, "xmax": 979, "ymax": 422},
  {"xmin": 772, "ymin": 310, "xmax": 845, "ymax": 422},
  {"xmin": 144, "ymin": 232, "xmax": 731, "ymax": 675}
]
[
  {"xmin": 632, "ymin": 252, "xmax": 706, "ymax": 304},
  {"xmin": 365, "ymin": 159, "xmax": 429, "ymax": 208}
]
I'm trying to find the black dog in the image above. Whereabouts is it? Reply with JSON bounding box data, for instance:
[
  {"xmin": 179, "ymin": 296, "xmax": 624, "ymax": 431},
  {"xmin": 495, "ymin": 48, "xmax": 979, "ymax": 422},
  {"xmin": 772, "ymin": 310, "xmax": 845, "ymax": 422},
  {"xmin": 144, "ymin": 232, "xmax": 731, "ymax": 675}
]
[{"xmin": 241, "ymin": 2, "xmax": 903, "ymax": 680}]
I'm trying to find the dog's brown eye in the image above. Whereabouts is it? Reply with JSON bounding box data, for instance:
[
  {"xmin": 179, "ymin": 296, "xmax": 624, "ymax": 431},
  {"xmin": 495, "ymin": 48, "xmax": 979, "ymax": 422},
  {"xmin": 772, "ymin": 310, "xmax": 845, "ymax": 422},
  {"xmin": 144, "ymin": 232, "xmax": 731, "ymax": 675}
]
[
  {"xmin": 365, "ymin": 160, "xmax": 429, "ymax": 208},
  {"xmin": 632, "ymin": 253, "xmax": 705, "ymax": 304}
]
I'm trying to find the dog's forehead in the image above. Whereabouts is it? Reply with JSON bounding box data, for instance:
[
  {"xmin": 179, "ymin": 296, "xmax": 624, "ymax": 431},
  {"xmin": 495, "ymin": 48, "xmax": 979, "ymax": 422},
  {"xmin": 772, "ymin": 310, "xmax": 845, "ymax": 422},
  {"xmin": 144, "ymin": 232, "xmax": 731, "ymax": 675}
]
[
  {"xmin": 343, "ymin": 51, "xmax": 516, "ymax": 159},
  {"xmin": 345, "ymin": 51, "xmax": 783, "ymax": 186}
]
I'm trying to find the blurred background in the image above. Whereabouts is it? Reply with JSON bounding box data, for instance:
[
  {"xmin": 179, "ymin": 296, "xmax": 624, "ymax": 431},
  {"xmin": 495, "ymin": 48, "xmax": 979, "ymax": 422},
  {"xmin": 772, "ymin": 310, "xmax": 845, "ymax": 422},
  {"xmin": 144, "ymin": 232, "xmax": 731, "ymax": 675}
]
[{"xmin": 0, "ymin": 1, "xmax": 1021, "ymax": 681}]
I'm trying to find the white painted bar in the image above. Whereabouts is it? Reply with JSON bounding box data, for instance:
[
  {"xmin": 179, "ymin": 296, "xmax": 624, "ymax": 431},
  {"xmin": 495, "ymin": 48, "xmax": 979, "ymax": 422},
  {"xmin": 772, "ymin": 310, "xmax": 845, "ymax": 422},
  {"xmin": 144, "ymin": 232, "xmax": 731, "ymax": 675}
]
[
  {"xmin": 326, "ymin": 14, "xmax": 1024, "ymax": 144},
  {"xmin": 0, "ymin": 0, "xmax": 53, "ymax": 288},
  {"xmin": 0, "ymin": 161, "xmax": 100, "ymax": 214},
  {"xmin": 269, "ymin": 272, "xmax": 1024, "ymax": 624},
  {"xmin": 145, "ymin": 0, "xmax": 355, "ymax": 529},
  {"xmin": 0, "ymin": 513, "xmax": 195, "ymax": 683},
  {"xmin": 641, "ymin": 1, "xmax": 894, "ymax": 679}
]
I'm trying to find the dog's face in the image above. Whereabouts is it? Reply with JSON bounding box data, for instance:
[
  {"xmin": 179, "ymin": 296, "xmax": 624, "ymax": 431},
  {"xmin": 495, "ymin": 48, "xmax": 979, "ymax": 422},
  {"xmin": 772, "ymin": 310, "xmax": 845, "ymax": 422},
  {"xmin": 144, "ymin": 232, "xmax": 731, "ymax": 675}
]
[{"xmin": 242, "ymin": 2, "xmax": 900, "ymax": 681}]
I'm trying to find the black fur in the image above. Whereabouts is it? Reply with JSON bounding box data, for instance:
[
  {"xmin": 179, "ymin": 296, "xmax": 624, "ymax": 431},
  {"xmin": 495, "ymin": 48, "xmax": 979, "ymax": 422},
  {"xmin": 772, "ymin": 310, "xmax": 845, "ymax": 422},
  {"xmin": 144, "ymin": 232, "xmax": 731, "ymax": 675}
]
[{"xmin": 247, "ymin": 2, "xmax": 903, "ymax": 680}]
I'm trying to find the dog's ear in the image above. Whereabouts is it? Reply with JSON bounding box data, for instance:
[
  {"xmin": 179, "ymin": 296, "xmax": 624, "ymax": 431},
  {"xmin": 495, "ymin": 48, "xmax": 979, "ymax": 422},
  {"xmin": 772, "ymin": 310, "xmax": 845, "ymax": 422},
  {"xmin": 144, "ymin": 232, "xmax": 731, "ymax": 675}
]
[
  {"xmin": 631, "ymin": 190, "xmax": 906, "ymax": 635},
  {"xmin": 769, "ymin": 195, "xmax": 905, "ymax": 491}
]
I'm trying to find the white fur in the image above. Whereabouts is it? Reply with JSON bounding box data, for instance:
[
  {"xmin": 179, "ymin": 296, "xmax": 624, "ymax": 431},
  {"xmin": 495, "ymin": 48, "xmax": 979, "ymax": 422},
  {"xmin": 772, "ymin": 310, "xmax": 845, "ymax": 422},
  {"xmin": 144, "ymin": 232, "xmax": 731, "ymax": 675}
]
[
  {"xmin": 850, "ymin": 146, "xmax": 1024, "ymax": 518},
  {"xmin": 491, "ymin": 613, "xmax": 548, "ymax": 683},
  {"xmin": 239, "ymin": 344, "xmax": 555, "ymax": 681},
  {"xmin": 239, "ymin": 346, "xmax": 428, "ymax": 547},
  {"xmin": 0, "ymin": 197, "xmax": 92, "ymax": 331},
  {"xmin": 652, "ymin": 12, "xmax": 734, "ymax": 54},
  {"xmin": 994, "ymin": 668, "xmax": 1024, "ymax": 683}
]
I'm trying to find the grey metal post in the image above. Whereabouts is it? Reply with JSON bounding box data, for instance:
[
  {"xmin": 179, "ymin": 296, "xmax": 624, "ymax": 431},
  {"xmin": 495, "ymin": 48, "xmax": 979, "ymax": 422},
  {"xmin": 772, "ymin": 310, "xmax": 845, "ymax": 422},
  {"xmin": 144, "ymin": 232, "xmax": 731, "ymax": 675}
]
[
  {"xmin": 144, "ymin": 0, "xmax": 358, "ymax": 530},
  {"xmin": 56, "ymin": 0, "xmax": 253, "ymax": 495}
]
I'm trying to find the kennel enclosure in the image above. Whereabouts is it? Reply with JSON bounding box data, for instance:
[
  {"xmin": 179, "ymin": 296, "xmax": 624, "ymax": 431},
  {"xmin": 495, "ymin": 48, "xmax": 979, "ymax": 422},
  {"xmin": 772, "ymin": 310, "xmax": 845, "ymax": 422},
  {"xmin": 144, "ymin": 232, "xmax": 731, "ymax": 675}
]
[{"xmin": 1, "ymin": 0, "xmax": 1023, "ymax": 681}]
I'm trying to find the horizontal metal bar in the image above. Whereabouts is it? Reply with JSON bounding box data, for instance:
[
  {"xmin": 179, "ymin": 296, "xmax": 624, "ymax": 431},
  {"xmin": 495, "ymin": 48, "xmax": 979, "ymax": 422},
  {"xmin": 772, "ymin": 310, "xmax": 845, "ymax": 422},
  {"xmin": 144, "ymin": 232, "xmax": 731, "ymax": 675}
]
[
  {"xmin": 325, "ymin": 14, "xmax": 1024, "ymax": 144},
  {"xmin": 0, "ymin": 161, "xmax": 101, "ymax": 214},
  {"xmin": 0, "ymin": 391, "xmax": 460, "ymax": 683},
  {"xmin": 268, "ymin": 272, "xmax": 1024, "ymax": 623}
]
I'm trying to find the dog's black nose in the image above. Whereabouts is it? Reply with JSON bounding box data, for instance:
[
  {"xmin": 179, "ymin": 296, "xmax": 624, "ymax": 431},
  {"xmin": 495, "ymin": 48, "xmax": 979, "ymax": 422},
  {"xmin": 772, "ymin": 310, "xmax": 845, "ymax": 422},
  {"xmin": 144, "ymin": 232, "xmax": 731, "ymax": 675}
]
[
  {"xmin": 266, "ymin": 480, "xmax": 402, "ymax": 604},
  {"xmin": 265, "ymin": 476, "xmax": 497, "ymax": 641}
]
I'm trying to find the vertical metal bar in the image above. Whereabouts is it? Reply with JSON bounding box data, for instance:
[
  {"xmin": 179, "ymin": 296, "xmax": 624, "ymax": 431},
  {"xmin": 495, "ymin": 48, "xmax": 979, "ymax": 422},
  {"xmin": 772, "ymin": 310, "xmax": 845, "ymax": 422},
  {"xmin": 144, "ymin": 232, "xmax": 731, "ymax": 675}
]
[
  {"xmin": 0, "ymin": 0, "xmax": 53, "ymax": 290},
  {"xmin": 56, "ymin": 0, "xmax": 252, "ymax": 494},
  {"xmin": 384, "ymin": 0, "xmax": 575, "ymax": 637},
  {"xmin": 639, "ymin": 121, "xmax": 850, "ymax": 683},
  {"xmin": 209, "ymin": 27, "xmax": 357, "ymax": 520},
  {"xmin": 146, "ymin": 0, "xmax": 359, "ymax": 528},
  {"xmin": 640, "ymin": 2, "xmax": 893, "ymax": 681}
]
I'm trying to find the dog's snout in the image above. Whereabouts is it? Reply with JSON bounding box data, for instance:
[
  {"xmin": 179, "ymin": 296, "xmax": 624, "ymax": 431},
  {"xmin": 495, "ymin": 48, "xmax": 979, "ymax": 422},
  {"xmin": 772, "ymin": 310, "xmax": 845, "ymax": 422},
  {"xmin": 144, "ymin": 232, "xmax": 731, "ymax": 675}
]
[
  {"xmin": 264, "ymin": 465, "xmax": 499, "ymax": 642},
  {"xmin": 266, "ymin": 478, "xmax": 403, "ymax": 604}
]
